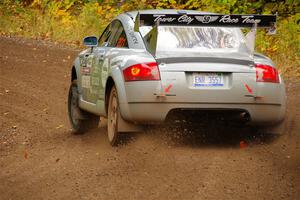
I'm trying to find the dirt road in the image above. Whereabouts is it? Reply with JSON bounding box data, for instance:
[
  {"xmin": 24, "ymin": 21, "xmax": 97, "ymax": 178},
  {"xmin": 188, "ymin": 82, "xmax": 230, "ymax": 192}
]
[{"xmin": 0, "ymin": 36, "xmax": 299, "ymax": 200}]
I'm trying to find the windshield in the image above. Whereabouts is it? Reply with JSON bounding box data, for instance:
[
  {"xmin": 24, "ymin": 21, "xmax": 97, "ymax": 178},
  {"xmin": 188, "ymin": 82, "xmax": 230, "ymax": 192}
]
[{"xmin": 140, "ymin": 26, "xmax": 250, "ymax": 58}]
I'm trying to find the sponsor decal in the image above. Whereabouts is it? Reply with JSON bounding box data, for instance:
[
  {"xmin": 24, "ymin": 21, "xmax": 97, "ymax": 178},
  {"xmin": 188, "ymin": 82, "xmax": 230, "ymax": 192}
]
[
  {"xmin": 91, "ymin": 77, "xmax": 100, "ymax": 86},
  {"xmin": 154, "ymin": 14, "xmax": 194, "ymax": 24},
  {"xmin": 86, "ymin": 55, "xmax": 93, "ymax": 68},
  {"xmin": 80, "ymin": 58, "xmax": 85, "ymax": 66},
  {"xmin": 241, "ymin": 15, "xmax": 261, "ymax": 24},
  {"xmin": 140, "ymin": 14, "xmax": 275, "ymax": 27},
  {"xmin": 164, "ymin": 84, "xmax": 173, "ymax": 93},
  {"xmin": 101, "ymin": 59, "xmax": 109, "ymax": 87},
  {"xmin": 219, "ymin": 15, "xmax": 239, "ymax": 23},
  {"xmin": 178, "ymin": 15, "xmax": 194, "ymax": 24},
  {"xmin": 153, "ymin": 14, "xmax": 176, "ymax": 23},
  {"xmin": 81, "ymin": 75, "xmax": 91, "ymax": 88},
  {"xmin": 90, "ymin": 88, "xmax": 98, "ymax": 94},
  {"xmin": 219, "ymin": 15, "xmax": 261, "ymax": 24},
  {"xmin": 81, "ymin": 67, "xmax": 91, "ymax": 74},
  {"xmin": 195, "ymin": 15, "xmax": 219, "ymax": 23},
  {"xmin": 244, "ymin": 83, "xmax": 253, "ymax": 94},
  {"xmin": 125, "ymin": 23, "xmax": 139, "ymax": 45},
  {"xmin": 128, "ymin": 31, "xmax": 138, "ymax": 44}
]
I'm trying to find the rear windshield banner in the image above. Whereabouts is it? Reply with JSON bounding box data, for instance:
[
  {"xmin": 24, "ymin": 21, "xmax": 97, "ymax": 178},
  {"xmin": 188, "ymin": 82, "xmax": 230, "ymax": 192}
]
[{"xmin": 139, "ymin": 14, "xmax": 276, "ymax": 28}]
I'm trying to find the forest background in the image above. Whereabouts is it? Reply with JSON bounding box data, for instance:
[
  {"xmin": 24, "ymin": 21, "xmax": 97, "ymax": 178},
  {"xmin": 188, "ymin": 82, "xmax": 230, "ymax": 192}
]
[{"xmin": 0, "ymin": 0, "xmax": 299, "ymax": 78}]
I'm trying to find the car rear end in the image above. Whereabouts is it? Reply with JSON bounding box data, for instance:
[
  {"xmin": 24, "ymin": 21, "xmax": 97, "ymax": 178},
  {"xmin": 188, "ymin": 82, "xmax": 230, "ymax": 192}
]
[
  {"xmin": 118, "ymin": 14, "xmax": 286, "ymax": 126},
  {"xmin": 120, "ymin": 62, "xmax": 285, "ymax": 126}
]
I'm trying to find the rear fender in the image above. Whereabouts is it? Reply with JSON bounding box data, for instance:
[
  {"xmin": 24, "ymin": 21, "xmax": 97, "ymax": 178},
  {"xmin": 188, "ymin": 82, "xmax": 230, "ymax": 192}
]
[
  {"xmin": 107, "ymin": 48, "xmax": 156, "ymax": 118},
  {"xmin": 253, "ymin": 52, "xmax": 286, "ymax": 116},
  {"xmin": 110, "ymin": 68, "xmax": 143, "ymax": 132},
  {"xmin": 254, "ymin": 53, "xmax": 276, "ymax": 68},
  {"xmin": 110, "ymin": 67, "xmax": 130, "ymax": 119}
]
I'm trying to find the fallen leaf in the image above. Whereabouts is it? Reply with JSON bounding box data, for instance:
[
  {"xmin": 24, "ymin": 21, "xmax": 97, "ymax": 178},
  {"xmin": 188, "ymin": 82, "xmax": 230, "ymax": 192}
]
[
  {"xmin": 12, "ymin": 125, "xmax": 17, "ymax": 129},
  {"xmin": 56, "ymin": 124, "xmax": 64, "ymax": 129},
  {"xmin": 24, "ymin": 150, "xmax": 28, "ymax": 159}
]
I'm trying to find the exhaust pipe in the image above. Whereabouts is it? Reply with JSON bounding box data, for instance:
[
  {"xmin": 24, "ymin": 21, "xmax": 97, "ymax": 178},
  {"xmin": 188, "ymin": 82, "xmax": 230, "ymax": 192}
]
[{"xmin": 240, "ymin": 112, "xmax": 250, "ymax": 122}]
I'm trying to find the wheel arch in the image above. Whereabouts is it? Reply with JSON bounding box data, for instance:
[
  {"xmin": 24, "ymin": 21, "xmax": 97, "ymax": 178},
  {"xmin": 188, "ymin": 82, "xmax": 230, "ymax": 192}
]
[
  {"xmin": 105, "ymin": 75, "xmax": 143, "ymax": 133},
  {"xmin": 106, "ymin": 67, "xmax": 132, "ymax": 121},
  {"xmin": 71, "ymin": 57, "xmax": 82, "ymax": 82},
  {"xmin": 105, "ymin": 76, "xmax": 115, "ymax": 114},
  {"xmin": 71, "ymin": 66, "xmax": 77, "ymax": 82}
]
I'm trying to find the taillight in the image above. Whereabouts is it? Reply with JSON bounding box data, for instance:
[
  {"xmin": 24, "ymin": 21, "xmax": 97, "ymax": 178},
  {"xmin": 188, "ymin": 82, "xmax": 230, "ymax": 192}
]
[
  {"xmin": 123, "ymin": 62, "xmax": 160, "ymax": 81},
  {"xmin": 255, "ymin": 64, "xmax": 279, "ymax": 83}
]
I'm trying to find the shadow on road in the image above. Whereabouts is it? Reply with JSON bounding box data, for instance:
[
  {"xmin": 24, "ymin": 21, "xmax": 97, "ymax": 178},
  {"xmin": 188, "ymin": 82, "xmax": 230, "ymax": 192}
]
[
  {"xmin": 146, "ymin": 122, "xmax": 280, "ymax": 149},
  {"xmin": 64, "ymin": 120, "xmax": 280, "ymax": 149}
]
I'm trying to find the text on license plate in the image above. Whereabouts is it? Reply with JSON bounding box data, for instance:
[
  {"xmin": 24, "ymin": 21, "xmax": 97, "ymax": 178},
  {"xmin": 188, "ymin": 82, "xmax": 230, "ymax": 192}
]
[{"xmin": 193, "ymin": 73, "xmax": 224, "ymax": 87}]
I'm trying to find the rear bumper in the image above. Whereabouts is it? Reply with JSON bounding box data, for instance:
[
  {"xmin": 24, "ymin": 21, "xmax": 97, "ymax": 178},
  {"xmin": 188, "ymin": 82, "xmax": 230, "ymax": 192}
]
[
  {"xmin": 116, "ymin": 74, "xmax": 286, "ymax": 126},
  {"xmin": 119, "ymin": 102, "xmax": 285, "ymax": 125}
]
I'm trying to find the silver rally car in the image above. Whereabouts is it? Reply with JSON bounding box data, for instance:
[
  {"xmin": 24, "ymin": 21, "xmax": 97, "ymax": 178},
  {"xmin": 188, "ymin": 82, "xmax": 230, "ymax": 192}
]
[{"xmin": 68, "ymin": 9, "xmax": 286, "ymax": 146}]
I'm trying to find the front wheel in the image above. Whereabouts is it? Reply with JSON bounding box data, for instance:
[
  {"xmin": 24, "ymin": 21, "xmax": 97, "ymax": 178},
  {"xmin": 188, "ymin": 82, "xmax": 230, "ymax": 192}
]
[
  {"xmin": 68, "ymin": 81, "xmax": 99, "ymax": 134},
  {"xmin": 107, "ymin": 86, "xmax": 121, "ymax": 146}
]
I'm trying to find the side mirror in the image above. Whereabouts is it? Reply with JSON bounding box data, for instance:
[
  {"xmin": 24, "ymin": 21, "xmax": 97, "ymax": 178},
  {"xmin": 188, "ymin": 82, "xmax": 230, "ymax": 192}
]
[{"xmin": 83, "ymin": 36, "xmax": 98, "ymax": 47}]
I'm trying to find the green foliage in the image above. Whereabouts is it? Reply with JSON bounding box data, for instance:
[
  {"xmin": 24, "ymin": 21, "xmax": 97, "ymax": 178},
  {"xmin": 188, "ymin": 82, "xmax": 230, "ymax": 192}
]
[
  {"xmin": 256, "ymin": 14, "xmax": 300, "ymax": 77},
  {"xmin": 0, "ymin": 0, "xmax": 299, "ymax": 78}
]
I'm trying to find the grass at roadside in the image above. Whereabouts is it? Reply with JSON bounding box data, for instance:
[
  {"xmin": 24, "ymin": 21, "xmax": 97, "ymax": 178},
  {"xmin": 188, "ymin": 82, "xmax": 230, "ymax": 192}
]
[{"xmin": 0, "ymin": 0, "xmax": 299, "ymax": 79}]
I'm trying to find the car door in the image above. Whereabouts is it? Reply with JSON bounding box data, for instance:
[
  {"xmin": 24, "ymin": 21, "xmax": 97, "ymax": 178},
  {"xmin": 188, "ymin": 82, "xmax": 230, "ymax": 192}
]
[
  {"xmin": 80, "ymin": 23, "xmax": 113, "ymax": 103},
  {"xmin": 85, "ymin": 20, "xmax": 127, "ymax": 104}
]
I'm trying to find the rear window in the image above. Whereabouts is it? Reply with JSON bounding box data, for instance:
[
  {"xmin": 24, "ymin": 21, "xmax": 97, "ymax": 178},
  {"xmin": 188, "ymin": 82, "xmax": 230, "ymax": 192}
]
[{"xmin": 140, "ymin": 26, "xmax": 248, "ymax": 55}]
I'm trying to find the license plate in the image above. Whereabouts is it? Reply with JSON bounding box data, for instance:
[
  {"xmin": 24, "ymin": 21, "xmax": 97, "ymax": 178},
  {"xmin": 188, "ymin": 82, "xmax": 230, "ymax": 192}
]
[{"xmin": 193, "ymin": 73, "xmax": 224, "ymax": 87}]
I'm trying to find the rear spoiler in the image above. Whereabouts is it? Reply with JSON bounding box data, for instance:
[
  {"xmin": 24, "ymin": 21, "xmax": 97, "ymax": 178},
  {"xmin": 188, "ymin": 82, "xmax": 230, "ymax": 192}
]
[{"xmin": 134, "ymin": 13, "xmax": 277, "ymax": 56}]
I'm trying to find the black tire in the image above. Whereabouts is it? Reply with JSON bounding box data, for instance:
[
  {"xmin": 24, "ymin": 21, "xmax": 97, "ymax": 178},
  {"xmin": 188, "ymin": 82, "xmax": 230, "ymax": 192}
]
[
  {"xmin": 107, "ymin": 86, "xmax": 121, "ymax": 146},
  {"xmin": 68, "ymin": 81, "xmax": 100, "ymax": 134}
]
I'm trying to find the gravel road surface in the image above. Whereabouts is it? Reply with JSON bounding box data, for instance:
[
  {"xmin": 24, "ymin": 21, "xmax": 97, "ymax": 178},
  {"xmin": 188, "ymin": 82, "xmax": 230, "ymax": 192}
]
[{"xmin": 0, "ymin": 36, "xmax": 299, "ymax": 200}]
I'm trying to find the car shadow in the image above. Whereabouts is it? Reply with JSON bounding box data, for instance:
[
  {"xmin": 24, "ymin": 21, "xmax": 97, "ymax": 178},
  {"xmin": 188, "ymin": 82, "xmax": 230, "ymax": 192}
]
[
  {"xmin": 66, "ymin": 119, "xmax": 138, "ymax": 147},
  {"xmin": 146, "ymin": 122, "xmax": 280, "ymax": 149},
  {"xmin": 64, "ymin": 120, "xmax": 280, "ymax": 149}
]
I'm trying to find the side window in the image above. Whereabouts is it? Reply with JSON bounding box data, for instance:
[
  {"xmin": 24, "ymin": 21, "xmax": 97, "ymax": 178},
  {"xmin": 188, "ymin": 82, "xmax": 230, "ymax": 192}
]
[
  {"xmin": 98, "ymin": 24, "xmax": 112, "ymax": 47},
  {"xmin": 109, "ymin": 20, "xmax": 128, "ymax": 48}
]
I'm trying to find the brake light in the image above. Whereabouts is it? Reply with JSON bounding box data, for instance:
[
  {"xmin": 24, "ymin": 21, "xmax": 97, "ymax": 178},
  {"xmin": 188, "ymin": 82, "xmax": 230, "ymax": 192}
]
[
  {"xmin": 255, "ymin": 64, "xmax": 279, "ymax": 83},
  {"xmin": 123, "ymin": 62, "xmax": 160, "ymax": 81}
]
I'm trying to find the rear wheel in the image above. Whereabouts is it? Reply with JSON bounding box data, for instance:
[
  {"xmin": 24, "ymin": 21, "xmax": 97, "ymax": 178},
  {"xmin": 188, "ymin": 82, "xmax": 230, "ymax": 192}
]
[
  {"xmin": 68, "ymin": 81, "xmax": 99, "ymax": 134},
  {"xmin": 107, "ymin": 86, "xmax": 121, "ymax": 146}
]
